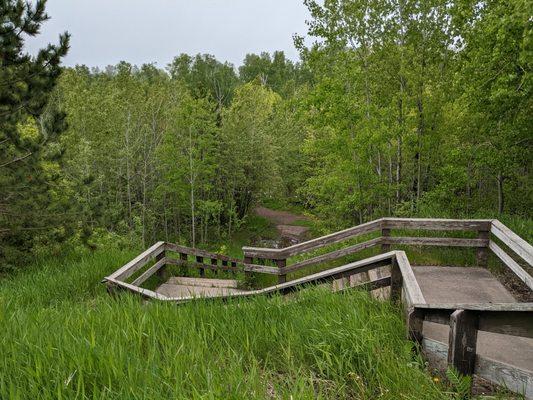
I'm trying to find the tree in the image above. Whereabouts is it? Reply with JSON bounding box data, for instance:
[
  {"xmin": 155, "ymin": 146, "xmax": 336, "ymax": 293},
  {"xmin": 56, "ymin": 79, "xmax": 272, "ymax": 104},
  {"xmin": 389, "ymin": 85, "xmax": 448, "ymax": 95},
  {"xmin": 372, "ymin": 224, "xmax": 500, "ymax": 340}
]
[{"xmin": 0, "ymin": 0, "xmax": 69, "ymax": 270}]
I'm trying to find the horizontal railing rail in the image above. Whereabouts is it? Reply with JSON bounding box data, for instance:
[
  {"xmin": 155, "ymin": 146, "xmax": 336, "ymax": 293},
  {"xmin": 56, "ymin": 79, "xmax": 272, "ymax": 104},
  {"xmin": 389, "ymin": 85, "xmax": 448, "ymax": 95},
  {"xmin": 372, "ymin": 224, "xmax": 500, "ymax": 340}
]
[{"xmin": 104, "ymin": 217, "xmax": 532, "ymax": 398}]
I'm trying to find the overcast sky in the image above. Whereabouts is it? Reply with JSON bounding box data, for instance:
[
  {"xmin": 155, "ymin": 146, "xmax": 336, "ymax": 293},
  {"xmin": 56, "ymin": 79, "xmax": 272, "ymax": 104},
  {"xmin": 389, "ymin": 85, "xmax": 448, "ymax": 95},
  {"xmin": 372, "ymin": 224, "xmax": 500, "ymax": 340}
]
[{"xmin": 25, "ymin": 0, "xmax": 311, "ymax": 69}]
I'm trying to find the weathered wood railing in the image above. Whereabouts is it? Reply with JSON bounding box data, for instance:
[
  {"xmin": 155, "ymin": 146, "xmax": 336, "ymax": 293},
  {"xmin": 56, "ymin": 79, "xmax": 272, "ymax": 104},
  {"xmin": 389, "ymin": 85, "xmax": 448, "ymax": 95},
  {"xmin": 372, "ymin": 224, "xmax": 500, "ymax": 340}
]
[
  {"xmin": 243, "ymin": 218, "xmax": 496, "ymax": 284},
  {"xmin": 104, "ymin": 218, "xmax": 533, "ymax": 397}
]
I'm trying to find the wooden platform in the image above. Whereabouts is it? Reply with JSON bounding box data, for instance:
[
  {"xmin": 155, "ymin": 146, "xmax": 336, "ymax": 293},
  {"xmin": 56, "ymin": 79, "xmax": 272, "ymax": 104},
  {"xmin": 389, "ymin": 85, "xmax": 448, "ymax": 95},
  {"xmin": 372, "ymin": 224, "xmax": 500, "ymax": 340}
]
[
  {"xmin": 155, "ymin": 277, "xmax": 247, "ymax": 298},
  {"xmin": 412, "ymin": 266, "xmax": 517, "ymax": 304},
  {"xmin": 413, "ymin": 266, "xmax": 533, "ymax": 388}
]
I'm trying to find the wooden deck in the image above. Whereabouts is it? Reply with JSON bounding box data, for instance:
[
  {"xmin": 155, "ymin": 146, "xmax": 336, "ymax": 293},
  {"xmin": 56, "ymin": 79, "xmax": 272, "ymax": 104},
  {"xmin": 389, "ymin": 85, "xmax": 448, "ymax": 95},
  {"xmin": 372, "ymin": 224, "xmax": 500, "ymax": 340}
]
[
  {"xmin": 155, "ymin": 277, "xmax": 246, "ymax": 298},
  {"xmin": 104, "ymin": 218, "xmax": 533, "ymax": 398}
]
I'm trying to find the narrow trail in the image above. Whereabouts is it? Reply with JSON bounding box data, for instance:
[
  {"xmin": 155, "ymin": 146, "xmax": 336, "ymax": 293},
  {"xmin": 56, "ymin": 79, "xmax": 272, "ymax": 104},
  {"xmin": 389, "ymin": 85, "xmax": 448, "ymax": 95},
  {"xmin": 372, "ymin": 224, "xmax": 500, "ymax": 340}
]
[{"xmin": 254, "ymin": 206, "xmax": 310, "ymax": 244}]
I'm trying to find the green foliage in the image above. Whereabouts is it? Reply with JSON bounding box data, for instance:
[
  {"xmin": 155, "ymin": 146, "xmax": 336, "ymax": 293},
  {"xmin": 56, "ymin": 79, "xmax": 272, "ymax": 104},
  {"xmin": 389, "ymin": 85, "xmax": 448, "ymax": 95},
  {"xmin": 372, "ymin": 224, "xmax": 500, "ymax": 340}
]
[
  {"xmin": 0, "ymin": 250, "xmax": 447, "ymax": 399},
  {"xmin": 0, "ymin": 0, "xmax": 70, "ymax": 272},
  {"xmin": 446, "ymin": 367, "xmax": 473, "ymax": 399}
]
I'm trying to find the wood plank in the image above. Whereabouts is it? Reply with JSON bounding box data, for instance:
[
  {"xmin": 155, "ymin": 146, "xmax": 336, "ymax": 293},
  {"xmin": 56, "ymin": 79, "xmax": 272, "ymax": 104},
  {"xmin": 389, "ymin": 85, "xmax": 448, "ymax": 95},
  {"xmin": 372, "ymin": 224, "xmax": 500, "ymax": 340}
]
[
  {"xmin": 165, "ymin": 242, "xmax": 243, "ymax": 264},
  {"xmin": 420, "ymin": 308, "xmax": 533, "ymax": 339},
  {"xmin": 408, "ymin": 308, "xmax": 424, "ymax": 345},
  {"xmin": 448, "ymin": 310, "xmax": 478, "ymax": 376},
  {"xmin": 383, "ymin": 218, "xmax": 491, "ymax": 231},
  {"xmin": 390, "ymin": 257, "xmax": 402, "ymax": 303},
  {"xmin": 259, "ymin": 252, "xmax": 396, "ymax": 295},
  {"xmin": 489, "ymin": 241, "xmax": 533, "ymax": 290},
  {"xmin": 131, "ymin": 258, "xmax": 167, "ymax": 286},
  {"xmin": 167, "ymin": 276, "xmax": 240, "ymax": 289},
  {"xmin": 281, "ymin": 219, "xmax": 383, "ymax": 257},
  {"xmin": 491, "ymin": 220, "xmax": 533, "ymax": 266},
  {"xmin": 106, "ymin": 241, "xmax": 166, "ymax": 281},
  {"xmin": 282, "ymin": 237, "xmax": 382, "ymax": 274},
  {"xmin": 423, "ymin": 338, "xmax": 533, "ymax": 399},
  {"xmin": 164, "ymin": 257, "xmax": 281, "ymax": 275},
  {"xmin": 395, "ymin": 251, "xmax": 425, "ymax": 305},
  {"xmin": 335, "ymin": 275, "xmax": 391, "ymax": 293},
  {"xmin": 414, "ymin": 303, "xmax": 533, "ymax": 312},
  {"xmin": 382, "ymin": 236, "xmax": 488, "ymax": 247},
  {"xmin": 105, "ymin": 277, "xmax": 168, "ymax": 300}
]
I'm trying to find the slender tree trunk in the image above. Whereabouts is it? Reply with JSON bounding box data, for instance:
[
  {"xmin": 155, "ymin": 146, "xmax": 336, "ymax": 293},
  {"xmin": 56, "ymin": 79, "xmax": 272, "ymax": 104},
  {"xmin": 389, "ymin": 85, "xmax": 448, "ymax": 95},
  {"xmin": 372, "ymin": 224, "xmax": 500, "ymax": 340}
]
[
  {"xmin": 189, "ymin": 128, "xmax": 196, "ymax": 248},
  {"xmin": 497, "ymin": 173, "xmax": 504, "ymax": 214},
  {"xmin": 125, "ymin": 111, "xmax": 133, "ymax": 228}
]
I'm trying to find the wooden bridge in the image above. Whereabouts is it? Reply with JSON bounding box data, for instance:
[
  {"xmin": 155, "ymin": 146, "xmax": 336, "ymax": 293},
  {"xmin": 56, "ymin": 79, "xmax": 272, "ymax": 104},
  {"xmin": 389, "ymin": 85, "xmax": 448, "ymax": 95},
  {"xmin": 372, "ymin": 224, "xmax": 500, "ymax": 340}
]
[{"xmin": 103, "ymin": 218, "xmax": 533, "ymax": 397}]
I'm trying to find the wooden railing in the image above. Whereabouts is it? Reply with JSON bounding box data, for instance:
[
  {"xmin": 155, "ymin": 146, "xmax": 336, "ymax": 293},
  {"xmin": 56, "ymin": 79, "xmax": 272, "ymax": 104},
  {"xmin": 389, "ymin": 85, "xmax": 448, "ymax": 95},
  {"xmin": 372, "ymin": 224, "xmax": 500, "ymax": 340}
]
[
  {"xmin": 243, "ymin": 218, "xmax": 494, "ymax": 283},
  {"xmin": 103, "ymin": 218, "xmax": 533, "ymax": 397}
]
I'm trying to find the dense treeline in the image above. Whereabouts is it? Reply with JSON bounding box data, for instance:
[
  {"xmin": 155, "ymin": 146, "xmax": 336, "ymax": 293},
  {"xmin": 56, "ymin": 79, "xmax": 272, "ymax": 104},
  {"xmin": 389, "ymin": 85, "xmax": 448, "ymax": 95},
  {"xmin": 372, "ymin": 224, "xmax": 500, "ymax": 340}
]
[{"xmin": 1, "ymin": 0, "xmax": 531, "ymax": 271}]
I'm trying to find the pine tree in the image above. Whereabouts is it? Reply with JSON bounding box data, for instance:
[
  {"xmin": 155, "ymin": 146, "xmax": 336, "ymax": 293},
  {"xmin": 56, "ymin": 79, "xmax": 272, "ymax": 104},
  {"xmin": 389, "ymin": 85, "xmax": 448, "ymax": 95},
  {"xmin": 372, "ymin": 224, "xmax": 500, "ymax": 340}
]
[{"xmin": 0, "ymin": 0, "xmax": 69, "ymax": 271}]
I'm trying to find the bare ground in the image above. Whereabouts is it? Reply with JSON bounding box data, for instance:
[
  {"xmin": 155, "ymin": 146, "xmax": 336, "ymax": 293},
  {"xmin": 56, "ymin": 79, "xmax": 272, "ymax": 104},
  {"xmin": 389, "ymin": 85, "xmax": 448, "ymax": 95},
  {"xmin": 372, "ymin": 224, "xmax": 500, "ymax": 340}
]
[{"xmin": 255, "ymin": 206, "xmax": 310, "ymax": 241}]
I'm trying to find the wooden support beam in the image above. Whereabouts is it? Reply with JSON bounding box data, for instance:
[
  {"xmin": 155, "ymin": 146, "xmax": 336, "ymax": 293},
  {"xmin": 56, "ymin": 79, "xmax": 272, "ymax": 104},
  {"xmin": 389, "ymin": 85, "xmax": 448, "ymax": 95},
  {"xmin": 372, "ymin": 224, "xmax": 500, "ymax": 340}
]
[
  {"xmin": 390, "ymin": 257, "xmax": 402, "ymax": 303},
  {"xmin": 477, "ymin": 230, "xmax": 490, "ymax": 267},
  {"xmin": 282, "ymin": 237, "xmax": 382, "ymax": 274},
  {"xmin": 381, "ymin": 228, "xmax": 391, "ymax": 253},
  {"xmin": 489, "ymin": 241, "xmax": 533, "ymax": 289},
  {"xmin": 155, "ymin": 250, "xmax": 166, "ymax": 281},
  {"xmin": 211, "ymin": 258, "xmax": 218, "ymax": 275},
  {"xmin": 276, "ymin": 259, "xmax": 286, "ymax": 284},
  {"xmin": 448, "ymin": 310, "xmax": 479, "ymax": 377},
  {"xmin": 244, "ymin": 256, "xmax": 252, "ymax": 281},
  {"xmin": 407, "ymin": 308, "xmax": 424, "ymax": 345},
  {"xmin": 179, "ymin": 252, "xmax": 188, "ymax": 276},
  {"xmin": 196, "ymin": 255, "xmax": 204, "ymax": 277},
  {"xmin": 491, "ymin": 220, "xmax": 533, "ymax": 266}
]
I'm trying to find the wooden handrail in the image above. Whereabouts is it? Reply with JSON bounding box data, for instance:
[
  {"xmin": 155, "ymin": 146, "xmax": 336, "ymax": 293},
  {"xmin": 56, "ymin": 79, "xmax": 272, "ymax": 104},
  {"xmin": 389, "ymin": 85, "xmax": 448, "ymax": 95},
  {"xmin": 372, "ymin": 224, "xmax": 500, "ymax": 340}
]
[{"xmin": 490, "ymin": 220, "xmax": 533, "ymax": 266}]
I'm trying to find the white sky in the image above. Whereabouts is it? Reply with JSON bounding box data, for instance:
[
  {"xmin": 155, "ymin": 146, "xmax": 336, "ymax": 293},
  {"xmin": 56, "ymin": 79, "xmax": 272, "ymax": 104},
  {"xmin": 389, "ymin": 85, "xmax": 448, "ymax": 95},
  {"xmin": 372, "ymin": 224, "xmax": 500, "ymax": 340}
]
[{"xmin": 25, "ymin": 0, "xmax": 311, "ymax": 69}]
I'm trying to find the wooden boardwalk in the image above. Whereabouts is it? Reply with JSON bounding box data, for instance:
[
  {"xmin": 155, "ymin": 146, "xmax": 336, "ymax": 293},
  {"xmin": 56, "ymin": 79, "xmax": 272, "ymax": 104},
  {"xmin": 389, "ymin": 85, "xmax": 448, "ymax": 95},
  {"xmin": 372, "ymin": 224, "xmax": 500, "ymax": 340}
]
[{"xmin": 104, "ymin": 218, "xmax": 533, "ymax": 398}]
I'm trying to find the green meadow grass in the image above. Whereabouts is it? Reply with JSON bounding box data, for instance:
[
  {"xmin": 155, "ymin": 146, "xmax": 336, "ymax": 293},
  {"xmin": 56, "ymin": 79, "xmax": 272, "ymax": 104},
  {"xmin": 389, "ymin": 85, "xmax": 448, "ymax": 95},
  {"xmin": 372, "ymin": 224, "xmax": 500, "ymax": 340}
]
[{"xmin": 0, "ymin": 249, "xmax": 457, "ymax": 400}]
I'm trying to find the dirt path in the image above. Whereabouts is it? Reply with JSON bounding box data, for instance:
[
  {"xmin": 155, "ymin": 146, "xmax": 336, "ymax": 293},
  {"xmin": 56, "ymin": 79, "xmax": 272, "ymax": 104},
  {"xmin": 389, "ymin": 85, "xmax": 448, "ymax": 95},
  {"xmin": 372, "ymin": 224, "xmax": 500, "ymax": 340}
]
[{"xmin": 255, "ymin": 206, "xmax": 310, "ymax": 242}]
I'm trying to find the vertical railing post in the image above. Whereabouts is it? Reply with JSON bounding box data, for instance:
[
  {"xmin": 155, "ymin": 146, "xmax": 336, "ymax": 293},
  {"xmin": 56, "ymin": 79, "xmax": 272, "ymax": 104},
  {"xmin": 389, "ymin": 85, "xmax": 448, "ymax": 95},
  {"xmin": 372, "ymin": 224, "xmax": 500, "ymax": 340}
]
[
  {"xmin": 448, "ymin": 309, "xmax": 478, "ymax": 378},
  {"xmin": 196, "ymin": 255, "xmax": 205, "ymax": 277},
  {"xmin": 179, "ymin": 252, "xmax": 188, "ymax": 276},
  {"xmin": 407, "ymin": 308, "xmax": 424, "ymax": 345},
  {"xmin": 390, "ymin": 256, "xmax": 403, "ymax": 303},
  {"xmin": 244, "ymin": 256, "xmax": 253, "ymax": 281},
  {"xmin": 275, "ymin": 258, "xmax": 286, "ymax": 284},
  {"xmin": 155, "ymin": 248, "xmax": 167, "ymax": 281},
  {"xmin": 381, "ymin": 227, "xmax": 391, "ymax": 253},
  {"xmin": 211, "ymin": 258, "xmax": 218, "ymax": 275},
  {"xmin": 477, "ymin": 229, "xmax": 490, "ymax": 267}
]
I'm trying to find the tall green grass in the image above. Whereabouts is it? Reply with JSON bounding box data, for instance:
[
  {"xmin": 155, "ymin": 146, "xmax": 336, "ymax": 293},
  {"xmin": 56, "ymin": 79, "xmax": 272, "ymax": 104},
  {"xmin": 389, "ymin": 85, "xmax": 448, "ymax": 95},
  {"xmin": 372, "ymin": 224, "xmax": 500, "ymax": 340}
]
[{"xmin": 0, "ymin": 249, "xmax": 452, "ymax": 399}]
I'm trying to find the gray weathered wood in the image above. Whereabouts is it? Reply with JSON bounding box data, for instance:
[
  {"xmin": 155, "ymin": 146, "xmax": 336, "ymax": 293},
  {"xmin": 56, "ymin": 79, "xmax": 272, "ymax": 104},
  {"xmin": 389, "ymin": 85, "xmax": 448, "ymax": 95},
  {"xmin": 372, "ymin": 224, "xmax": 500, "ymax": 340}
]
[
  {"xmin": 489, "ymin": 241, "xmax": 533, "ymax": 290},
  {"xmin": 131, "ymin": 258, "xmax": 167, "ymax": 287},
  {"xmin": 382, "ymin": 236, "xmax": 488, "ymax": 247},
  {"xmin": 420, "ymin": 307, "xmax": 533, "ymax": 339},
  {"xmin": 165, "ymin": 242, "xmax": 243, "ymax": 264},
  {"xmin": 383, "ymin": 218, "xmax": 491, "ymax": 231},
  {"xmin": 413, "ymin": 302, "xmax": 533, "ymax": 312},
  {"xmin": 390, "ymin": 257, "xmax": 402, "ymax": 303},
  {"xmin": 197, "ymin": 255, "xmax": 205, "ymax": 277},
  {"xmin": 395, "ymin": 251, "xmax": 425, "ymax": 305},
  {"xmin": 282, "ymin": 237, "xmax": 382, "ymax": 274},
  {"xmin": 407, "ymin": 308, "xmax": 424, "ymax": 345},
  {"xmin": 282, "ymin": 219, "xmax": 383, "ymax": 257},
  {"xmin": 106, "ymin": 241, "xmax": 166, "ymax": 281},
  {"xmin": 448, "ymin": 310, "xmax": 479, "ymax": 376},
  {"xmin": 106, "ymin": 277, "xmax": 168, "ymax": 300},
  {"xmin": 477, "ymin": 230, "xmax": 490, "ymax": 267},
  {"xmin": 491, "ymin": 220, "xmax": 533, "ymax": 266},
  {"xmin": 276, "ymin": 259, "xmax": 286, "ymax": 284},
  {"xmin": 381, "ymin": 228, "xmax": 391, "ymax": 252},
  {"xmin": 424, "ymin": 337, "xmax": 533, "ymax": 400},
  {"xmin": 243, "ymin": 219, "xmax": 383, "ymax": 259}
]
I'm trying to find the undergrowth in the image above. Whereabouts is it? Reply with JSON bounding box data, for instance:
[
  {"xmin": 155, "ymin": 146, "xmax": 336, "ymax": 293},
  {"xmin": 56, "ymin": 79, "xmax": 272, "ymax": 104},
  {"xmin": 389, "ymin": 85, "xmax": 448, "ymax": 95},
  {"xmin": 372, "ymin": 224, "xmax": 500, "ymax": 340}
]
[{"xmin": 0, "ymin": 249, "xmax": 451, "ymax": 400}]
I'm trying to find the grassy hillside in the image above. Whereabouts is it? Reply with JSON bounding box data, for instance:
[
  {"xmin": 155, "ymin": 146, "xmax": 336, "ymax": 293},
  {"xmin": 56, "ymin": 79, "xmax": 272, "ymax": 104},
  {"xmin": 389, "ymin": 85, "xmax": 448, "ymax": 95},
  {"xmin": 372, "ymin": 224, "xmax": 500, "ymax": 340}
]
[{"xmin": 0, "ymin": 250, "xmax": 458, "ymax": 400}]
